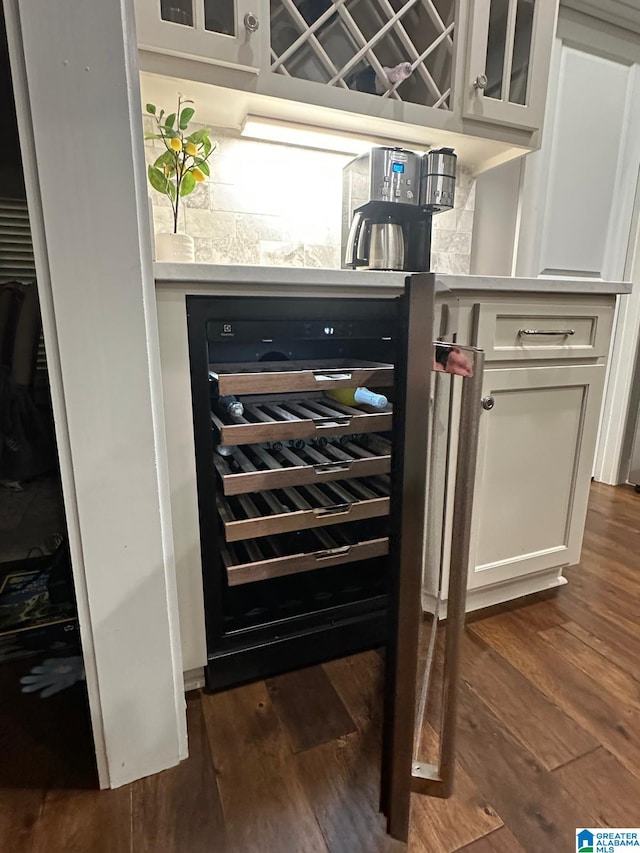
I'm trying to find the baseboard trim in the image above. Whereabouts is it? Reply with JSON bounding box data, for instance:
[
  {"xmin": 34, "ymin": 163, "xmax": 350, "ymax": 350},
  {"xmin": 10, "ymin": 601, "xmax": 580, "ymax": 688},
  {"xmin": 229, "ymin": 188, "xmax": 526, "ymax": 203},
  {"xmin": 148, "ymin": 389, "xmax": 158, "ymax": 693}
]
[
  {"xmin": 423, "ymin": 568, "xmax": 567, "ymax": 618},
  {"xmin": 184, "ymin": 668, "xmax": 205, "ymax": 692}
]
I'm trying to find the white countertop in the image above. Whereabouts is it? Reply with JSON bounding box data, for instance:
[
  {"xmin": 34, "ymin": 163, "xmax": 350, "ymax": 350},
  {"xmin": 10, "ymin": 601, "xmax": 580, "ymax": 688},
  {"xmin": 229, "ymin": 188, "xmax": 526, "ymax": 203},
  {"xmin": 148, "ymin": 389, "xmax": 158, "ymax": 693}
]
[{"xmin": 154, "ymin": 263, "xmax": 631, "ymax": 296}]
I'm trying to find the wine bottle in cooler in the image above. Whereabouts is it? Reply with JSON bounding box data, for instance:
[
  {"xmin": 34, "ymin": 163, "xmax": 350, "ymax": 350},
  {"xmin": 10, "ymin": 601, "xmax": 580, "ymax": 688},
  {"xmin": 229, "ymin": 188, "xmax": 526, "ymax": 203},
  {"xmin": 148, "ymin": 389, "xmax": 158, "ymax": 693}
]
[
  {"xmin": 326, "ymin": 387, "xmax": 388, "ymax": 409},
  {"xmin": 209, "ymin": 372, "xmax": 244, "ymax": 421},
  {"xmin": 216, "ymin": 395, "xmax": 244, "ymax": 421},
  {"xmin": 216, "ymin": 444, "xmax": 237, "ymax": 457}
]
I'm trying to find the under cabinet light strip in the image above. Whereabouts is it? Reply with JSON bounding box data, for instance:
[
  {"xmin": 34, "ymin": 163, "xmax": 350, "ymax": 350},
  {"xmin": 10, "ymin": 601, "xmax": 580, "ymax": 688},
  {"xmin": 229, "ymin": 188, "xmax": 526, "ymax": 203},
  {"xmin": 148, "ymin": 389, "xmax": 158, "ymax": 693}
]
[{"xmin": 240, "ymin": 116, "xmax": 387, "ymax": 155}]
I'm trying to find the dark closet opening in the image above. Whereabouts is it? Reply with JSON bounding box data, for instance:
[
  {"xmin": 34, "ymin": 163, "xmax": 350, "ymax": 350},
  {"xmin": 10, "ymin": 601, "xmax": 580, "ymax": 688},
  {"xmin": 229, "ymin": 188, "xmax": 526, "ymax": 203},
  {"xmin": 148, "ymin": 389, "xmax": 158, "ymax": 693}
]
[{"xmin": 0, "ymin": 8, "xmax": 96, "ymax": 790}]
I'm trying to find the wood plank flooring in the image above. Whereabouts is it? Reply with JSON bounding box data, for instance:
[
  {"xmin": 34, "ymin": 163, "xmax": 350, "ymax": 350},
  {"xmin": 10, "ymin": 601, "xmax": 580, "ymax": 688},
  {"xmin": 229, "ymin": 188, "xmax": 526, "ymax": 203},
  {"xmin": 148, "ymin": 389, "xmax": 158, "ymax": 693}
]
[{"xmin": 2, "ymin": 482, "xmax": 640, "ymax": 851}]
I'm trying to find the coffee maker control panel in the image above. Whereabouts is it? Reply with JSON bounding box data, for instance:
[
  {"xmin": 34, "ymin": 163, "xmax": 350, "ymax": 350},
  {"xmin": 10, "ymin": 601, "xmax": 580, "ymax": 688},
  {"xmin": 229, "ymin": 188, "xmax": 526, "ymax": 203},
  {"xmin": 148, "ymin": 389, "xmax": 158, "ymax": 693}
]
[{"xmin": 370, "ymin": 148, "xmax": 421, "ymax": 205}]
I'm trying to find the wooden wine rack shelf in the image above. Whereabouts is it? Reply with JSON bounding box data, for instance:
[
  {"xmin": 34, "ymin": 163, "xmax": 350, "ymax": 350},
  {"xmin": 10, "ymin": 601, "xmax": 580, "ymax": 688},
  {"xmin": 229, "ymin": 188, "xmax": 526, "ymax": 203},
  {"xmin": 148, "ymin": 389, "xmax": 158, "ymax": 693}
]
[
  {"xmin": 210, "ymin": 358, "xmax": 393, "ymax": 395},
  {"xmin": 211, "ymin": 394, "xmax": 393, "ymax": 446},
  {"xmin": 214, "ymin": 434, "xmax": 392, "ymax": 495},
  {"xmin": 217, "ymin": 475, "xmax": 391, "ymax": 542},
  {"xmin": 211, "ymin": 356, "xmax": 395, "ymax": 586},
  {"xmin": 221, "ymin": 526, "xmax": 390, "ymax": 587}
]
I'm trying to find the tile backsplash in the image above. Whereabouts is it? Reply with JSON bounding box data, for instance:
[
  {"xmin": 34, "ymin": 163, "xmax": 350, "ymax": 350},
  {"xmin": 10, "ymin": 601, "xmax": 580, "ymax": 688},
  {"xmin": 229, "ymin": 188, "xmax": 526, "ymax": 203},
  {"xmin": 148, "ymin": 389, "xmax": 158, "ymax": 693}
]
[{"xmin": 145, "ymin": 123, "xmax": 475, "ymax": 273}]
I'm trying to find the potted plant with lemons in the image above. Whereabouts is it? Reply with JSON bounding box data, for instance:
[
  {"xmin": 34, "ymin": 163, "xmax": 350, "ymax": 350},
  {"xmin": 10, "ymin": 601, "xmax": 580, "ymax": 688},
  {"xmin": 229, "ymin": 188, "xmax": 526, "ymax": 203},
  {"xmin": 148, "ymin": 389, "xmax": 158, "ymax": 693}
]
[{"xmin": 146, "ymin": 96, "xmax": 216, "ymax": 262}]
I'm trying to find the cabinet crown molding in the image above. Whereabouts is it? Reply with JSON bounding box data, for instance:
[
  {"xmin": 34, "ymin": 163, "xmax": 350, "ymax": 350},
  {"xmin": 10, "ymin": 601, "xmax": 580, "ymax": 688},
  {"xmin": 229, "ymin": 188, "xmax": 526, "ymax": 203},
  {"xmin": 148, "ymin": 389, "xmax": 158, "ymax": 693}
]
[{"xmin": 561, "ymin": 0, "xmax": 640, "ymax": 34}]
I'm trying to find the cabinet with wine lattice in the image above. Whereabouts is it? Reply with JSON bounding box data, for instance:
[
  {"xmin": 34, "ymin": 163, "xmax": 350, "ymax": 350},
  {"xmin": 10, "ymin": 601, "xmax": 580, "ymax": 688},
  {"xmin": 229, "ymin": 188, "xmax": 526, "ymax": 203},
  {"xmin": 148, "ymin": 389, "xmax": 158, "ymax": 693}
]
[{"xmin": 136, "ymin": 0, "xmax": 560, "ymax": 158}]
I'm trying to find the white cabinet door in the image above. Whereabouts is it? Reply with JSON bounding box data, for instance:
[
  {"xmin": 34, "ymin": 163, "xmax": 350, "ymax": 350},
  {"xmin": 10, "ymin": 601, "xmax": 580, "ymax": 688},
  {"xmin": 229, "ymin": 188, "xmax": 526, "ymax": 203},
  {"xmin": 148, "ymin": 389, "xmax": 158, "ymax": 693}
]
[
  {"xmin": 463, "ymin": 0, "xmax": 558, "ymax": 129},
  {"xmin": 517, "ymin": 39, "xmax": 640, "ymax": 280},
  {"xmin": 468, "ymin": 362, "xmax": 604, "ymax": 589},
  {"xmin": 135, "ymin": 0, "xmax": 266, "ymax": 70}
]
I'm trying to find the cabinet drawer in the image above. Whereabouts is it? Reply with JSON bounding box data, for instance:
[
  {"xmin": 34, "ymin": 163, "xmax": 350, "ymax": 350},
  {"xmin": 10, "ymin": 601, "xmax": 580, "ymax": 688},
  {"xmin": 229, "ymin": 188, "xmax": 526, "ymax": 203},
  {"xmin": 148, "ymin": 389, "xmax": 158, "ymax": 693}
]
[
  {"xmin": 214, "ymin": 434, "xmax": 391, "ymax": 495},
  {"xmin": 475, "ymin": 302, "xmax": 614, "ymax": 361},
  {"xmin": 221, "ymin": 526, "xmax": 390, "ymax": 587},
  {"xmin": 210, "ymin": 359, "xmax": 393, "ymax": 395},
  {"xmin": 217, "ymin": 476, "xmax": 390, "ymax": 542},
  {"xmin": 212, "ymin": 394, "xmax": 393, "ymax": 446}
]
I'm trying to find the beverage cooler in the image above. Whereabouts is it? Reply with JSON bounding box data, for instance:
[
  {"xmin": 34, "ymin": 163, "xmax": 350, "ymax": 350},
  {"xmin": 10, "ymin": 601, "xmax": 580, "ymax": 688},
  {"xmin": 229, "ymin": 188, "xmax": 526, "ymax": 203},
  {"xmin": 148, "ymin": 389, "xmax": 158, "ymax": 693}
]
[
  {"xmin": 186, "ymin": 273, "xmax": 485, "ymax": 840},
  {"xmin": 188, "ymin": 287, "xmax": 399, "ymax": 691}
]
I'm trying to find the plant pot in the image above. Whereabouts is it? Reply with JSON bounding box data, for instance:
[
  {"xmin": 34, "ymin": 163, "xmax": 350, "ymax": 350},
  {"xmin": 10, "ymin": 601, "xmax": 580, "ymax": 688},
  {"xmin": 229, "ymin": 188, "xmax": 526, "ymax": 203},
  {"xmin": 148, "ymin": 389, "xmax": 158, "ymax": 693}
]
[{"xmin": 155, "ymin": 232, "xmax": 195, "ymax": 263}]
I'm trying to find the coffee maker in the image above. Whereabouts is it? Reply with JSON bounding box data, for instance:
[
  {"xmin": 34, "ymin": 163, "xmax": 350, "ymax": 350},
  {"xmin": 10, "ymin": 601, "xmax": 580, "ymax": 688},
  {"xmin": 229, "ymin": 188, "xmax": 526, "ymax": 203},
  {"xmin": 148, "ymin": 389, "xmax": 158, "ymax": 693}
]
[{"xmin": 341, "ymin": 146, "xmax": 457, "ymax": 272}]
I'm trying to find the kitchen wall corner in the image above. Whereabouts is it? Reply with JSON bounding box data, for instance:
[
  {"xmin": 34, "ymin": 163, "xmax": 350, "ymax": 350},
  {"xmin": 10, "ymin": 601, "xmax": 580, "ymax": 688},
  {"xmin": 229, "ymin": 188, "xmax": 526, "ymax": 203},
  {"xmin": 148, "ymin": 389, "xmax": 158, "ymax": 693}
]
[{"xmin": 145, "ymin": 121, "xmax": 476, "ymax": 273}]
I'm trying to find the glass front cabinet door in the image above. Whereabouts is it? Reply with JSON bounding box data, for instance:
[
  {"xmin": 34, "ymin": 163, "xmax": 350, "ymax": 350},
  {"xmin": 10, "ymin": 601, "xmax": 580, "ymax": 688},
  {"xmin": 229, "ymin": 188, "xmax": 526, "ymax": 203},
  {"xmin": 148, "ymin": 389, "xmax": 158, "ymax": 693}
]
[
  {"xmin": 135, "ymin": 0, "xmax": 265, "ymax": 69},
  {"xmin": 463, "ymin": 0, "xmax": 557, "ymax": 129}
]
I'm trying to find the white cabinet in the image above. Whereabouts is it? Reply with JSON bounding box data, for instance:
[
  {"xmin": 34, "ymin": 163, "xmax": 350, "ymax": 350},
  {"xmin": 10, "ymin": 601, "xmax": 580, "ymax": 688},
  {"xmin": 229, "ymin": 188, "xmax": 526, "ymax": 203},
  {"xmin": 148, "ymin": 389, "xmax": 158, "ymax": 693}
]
[
  {"xmin": 472, "ymin": 10, "xmax": 640, "ymax": 280},
  {"xmin": 468, "ymin": 362, "xmax": 605, "ymax": 589},
  {"xmin": 134, "ymin": 0, "xmax": 265, "ymax": 69},
  {"xmin": 470, "ymin": 8, "xmax": 640, "ymax": 485},
  {"xmin": 423, "ymin": 291, "xmax": 616, "ymax": 615},
  {"xmin": 135, "ymin": 0, "xmax": 561, "ymax": 165},
  {"xmin": 515, "ymin": 34, "xmax": 640, "ymax": 280},
  {"xmin": 463, "ymin": 0, "xmax": 558, "ymax": 130}
]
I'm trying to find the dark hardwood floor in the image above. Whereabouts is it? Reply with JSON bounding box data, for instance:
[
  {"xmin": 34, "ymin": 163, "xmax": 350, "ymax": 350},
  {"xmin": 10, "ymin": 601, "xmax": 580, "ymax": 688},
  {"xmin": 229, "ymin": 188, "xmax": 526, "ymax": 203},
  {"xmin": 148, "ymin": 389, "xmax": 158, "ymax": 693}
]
[{"xmin": 2, "ymin": 482, "xmax": 640, "ymax": 851}]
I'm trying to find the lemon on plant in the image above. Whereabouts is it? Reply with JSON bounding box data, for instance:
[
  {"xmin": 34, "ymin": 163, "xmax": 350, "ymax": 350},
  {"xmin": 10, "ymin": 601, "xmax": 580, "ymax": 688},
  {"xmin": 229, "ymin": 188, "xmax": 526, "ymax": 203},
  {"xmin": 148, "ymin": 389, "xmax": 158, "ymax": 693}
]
[
  {"xmin": 185, "ymin": 142, "xmax": 197, "ymax": 157},
  {"xmin": 192, "ymin": 168, "xmax": 205, "ymax": 182},
  {"xmin": 170, "ymin": 137, "xmax": 182, "ymax": 152}
]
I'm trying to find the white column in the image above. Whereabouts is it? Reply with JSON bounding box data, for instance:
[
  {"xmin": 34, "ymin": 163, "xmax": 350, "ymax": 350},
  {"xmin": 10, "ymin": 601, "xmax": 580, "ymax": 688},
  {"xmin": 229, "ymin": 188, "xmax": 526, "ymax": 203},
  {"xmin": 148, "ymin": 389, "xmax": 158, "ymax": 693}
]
[{"xmin": 3, "ymin": 0, "xmax": 186, "ymax": 785}]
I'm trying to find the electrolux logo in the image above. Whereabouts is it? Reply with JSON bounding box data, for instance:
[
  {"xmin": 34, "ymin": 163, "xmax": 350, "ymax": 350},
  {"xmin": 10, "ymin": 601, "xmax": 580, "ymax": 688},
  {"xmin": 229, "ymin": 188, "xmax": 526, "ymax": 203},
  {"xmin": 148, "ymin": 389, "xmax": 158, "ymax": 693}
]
[{"xmin": 577, "ymin": 829, "xmax": 640, "ymax": 852}]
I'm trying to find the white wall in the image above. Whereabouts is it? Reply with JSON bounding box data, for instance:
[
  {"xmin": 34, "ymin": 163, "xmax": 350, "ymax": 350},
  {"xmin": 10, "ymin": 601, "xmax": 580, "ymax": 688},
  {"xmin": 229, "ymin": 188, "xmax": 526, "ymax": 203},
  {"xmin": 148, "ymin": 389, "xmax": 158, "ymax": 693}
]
[{"xmin": 470, "ymin": 158, "xmax": 522, "ymax": 276}]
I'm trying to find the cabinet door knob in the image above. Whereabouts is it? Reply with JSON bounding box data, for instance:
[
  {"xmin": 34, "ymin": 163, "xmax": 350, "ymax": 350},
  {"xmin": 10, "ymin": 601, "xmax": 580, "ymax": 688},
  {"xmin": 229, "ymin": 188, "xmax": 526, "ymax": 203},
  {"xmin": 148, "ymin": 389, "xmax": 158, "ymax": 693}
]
[
  {"xmin": 474, "ymin": 73, "xmax": 488, "ymax": 90},
  {"xmin": 244, "ymin": 12, "xmax": 259, "ymax": 32},
  {"xmin": 481, "ymin": 396, "xmax": 494, "ymax": 411}
]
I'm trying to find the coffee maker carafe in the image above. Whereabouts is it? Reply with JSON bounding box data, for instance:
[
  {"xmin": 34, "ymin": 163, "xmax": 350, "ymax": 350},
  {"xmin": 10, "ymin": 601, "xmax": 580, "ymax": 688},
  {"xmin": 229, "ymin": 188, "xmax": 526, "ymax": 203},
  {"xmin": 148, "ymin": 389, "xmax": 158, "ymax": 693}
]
[{"xmin": 342, "ymin": 146, "xmax": 457, "ymax": 272}]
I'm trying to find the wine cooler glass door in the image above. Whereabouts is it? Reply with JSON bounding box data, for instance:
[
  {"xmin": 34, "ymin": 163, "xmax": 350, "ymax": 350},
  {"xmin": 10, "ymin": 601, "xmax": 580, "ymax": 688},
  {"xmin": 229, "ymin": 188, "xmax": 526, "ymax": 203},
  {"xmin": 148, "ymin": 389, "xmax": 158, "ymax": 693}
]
[{"xmin": 380, "ymin": 274, "xmax": 485, "ymax": 842}]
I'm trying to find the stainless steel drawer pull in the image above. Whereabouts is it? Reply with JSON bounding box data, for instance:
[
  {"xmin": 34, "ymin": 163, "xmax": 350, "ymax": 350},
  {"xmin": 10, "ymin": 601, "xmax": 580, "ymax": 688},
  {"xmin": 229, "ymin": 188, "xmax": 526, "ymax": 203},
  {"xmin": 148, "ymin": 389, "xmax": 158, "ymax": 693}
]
[
  {"xmin": 313, "ymin": 503, "xmax": 352, "ymax": 517},
  {"xmin": 314, "ymin": 417, "xmax": 351, "ymax": 429},
  {"xmin": 313, "ymin": 545, "xmax": 351, "ymax": 560},
  {"xmin": 518, "ymin": 328, "xmax": 575, "ymax": 336},
  {"xmin": 312, "ymin": 370, "xmax": 352, "ymax": 381},
  {"xmin": 313, "ymin": 462, "xmax": 352, "ymax": 474}
]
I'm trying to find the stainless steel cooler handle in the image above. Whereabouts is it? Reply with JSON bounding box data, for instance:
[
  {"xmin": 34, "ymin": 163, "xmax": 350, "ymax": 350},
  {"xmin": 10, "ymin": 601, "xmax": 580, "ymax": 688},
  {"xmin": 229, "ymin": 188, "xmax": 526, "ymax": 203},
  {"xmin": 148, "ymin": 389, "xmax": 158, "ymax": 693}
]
[{"xmin": 412, "ymin": 343, "xmax": 485, "ymax": 798}]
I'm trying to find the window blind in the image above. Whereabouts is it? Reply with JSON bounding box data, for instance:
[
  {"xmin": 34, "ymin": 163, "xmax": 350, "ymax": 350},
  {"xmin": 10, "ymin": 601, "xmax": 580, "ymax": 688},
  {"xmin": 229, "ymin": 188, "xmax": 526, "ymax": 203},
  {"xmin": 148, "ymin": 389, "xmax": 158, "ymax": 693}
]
[
  {"xmin": 0, "ymin": 197, "xmax": 46, "ymax": 381},
  {"xmin": 0, "ymin": 197, "xmax": 35, "ymax": 284}
]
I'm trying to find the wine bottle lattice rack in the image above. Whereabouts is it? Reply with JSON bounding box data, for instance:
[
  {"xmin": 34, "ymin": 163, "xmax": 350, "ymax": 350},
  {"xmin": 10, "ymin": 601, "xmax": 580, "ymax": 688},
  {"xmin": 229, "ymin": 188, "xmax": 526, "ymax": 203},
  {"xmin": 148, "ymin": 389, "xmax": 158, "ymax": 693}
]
[{"xmin": 269, "ymin": 0, "xmax": 455, "ymax": 108}]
